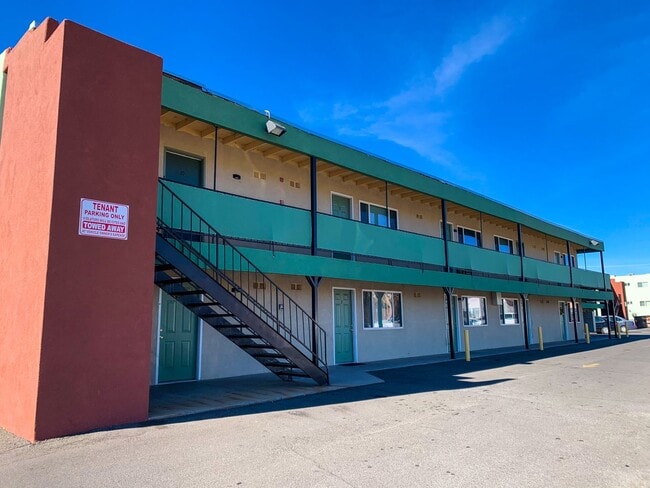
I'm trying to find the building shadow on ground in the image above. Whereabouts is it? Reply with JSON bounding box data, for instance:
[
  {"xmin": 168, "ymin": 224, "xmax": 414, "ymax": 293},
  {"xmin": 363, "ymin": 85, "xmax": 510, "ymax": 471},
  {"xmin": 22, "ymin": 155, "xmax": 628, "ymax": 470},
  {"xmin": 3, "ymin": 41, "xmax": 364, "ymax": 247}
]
[{"xmin": 113, "ymin": 334, "xmax": 650, "ymax": 433}]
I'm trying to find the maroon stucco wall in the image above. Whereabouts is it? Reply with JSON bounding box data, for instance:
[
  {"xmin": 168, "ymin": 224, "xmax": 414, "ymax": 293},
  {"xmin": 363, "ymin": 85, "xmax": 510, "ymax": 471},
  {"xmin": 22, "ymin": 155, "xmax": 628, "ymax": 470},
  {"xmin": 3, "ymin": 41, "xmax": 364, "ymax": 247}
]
[{"xmin": 0, "ymin": 19, "xmax": 162, "ymax": 441}]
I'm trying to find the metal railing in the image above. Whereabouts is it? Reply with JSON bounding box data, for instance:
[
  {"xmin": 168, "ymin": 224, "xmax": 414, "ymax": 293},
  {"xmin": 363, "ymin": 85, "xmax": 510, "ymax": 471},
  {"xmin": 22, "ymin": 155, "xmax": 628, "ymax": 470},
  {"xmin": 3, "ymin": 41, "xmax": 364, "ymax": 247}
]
[{"xmin": 157, "ymin": 179, "xmax": 328, "ymax": 374}]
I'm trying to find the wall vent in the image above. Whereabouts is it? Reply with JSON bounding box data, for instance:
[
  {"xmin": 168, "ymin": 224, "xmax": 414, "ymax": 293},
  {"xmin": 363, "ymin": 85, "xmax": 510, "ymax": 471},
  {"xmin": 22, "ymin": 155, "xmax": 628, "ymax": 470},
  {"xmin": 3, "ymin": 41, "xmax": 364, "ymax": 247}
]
[
  {"xmin": 290, "ymin": 283, "xmax": 303, "ymax": 291},
  {"xmin": 253, "ymin": 282, "xmax": 266, "ymax": 290}
]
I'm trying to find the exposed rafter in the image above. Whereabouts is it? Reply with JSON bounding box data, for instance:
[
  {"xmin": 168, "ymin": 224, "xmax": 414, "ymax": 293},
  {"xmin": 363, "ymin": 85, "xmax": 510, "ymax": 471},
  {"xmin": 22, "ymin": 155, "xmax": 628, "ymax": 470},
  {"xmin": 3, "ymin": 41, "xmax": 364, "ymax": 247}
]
[
  {"xmin": 242, "ymin": 140, "xmax": 266, "ymax": 152},
  {"xmin": 261, "ymin": 146, "xmax": 284, "ymax": 157},
  {"xmin": 221, "ymin": 133, "xmax": 245, "ymax": 145},
  {"xmin": 200, "ymin": 127, "xmax": 216, "ymax": 138},
  {"xmin": 175, "ymin": 118, "xmax": 195, "ymax": 130}
]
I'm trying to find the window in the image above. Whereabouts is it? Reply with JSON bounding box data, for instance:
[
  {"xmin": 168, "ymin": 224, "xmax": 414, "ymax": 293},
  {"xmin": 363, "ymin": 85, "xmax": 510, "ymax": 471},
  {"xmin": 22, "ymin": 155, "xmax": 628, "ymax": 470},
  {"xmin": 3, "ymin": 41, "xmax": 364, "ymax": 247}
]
[
  {"xmin": 360, "ymin": 202, "xmax": 397, "ymax": 229},
  {"xmin": 570, "ymin": 255, "xmax": 576, "ymax": 267},
  {"xmin": 439, "ymin": 221, "xmax": 453, "ymax": 240},
  {"xmin": 638, "ymin": 282, "xmax": 648, "ymax": 288},
  {"xmin": 499, "ymin": 298, "xmax": 520, "ymax": 325},
  {"xmin": 164, "ymin": 151, "xmax": 203, "ymax": 187},
  {"xmin": 461, "ymin": 296, "xmax": 487, "ymax": 326},
  {"xmin": 641, "ymin": 301, "xmax": 649, "ymax": 307},
  {"xmin": 554, "ymin": 251, "xmax": 568, "ymax": 266},
  {"xmin": 494, "ymin": 236, "xmax": 514, "ymax": 254},
  {"xmin": 362, "ymin": 291, "xmax": 402, "ymax": 329},
  {"xmin": 457, "ymin": 226, "xmax": 482, "ymax": 247}
]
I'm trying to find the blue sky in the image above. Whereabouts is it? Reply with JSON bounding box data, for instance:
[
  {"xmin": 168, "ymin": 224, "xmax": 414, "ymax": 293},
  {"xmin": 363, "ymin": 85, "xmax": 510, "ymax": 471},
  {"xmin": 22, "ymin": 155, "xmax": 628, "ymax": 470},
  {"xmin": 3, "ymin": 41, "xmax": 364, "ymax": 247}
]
[{"xmin": 2, "ymin": 1, "xmax": 648, "ymax": 275}]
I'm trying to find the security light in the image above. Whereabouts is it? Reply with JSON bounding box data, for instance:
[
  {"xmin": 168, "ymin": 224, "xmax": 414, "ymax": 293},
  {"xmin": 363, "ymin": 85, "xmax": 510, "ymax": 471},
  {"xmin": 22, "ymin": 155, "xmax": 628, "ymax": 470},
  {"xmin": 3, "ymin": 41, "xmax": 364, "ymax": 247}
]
[
  {"xmin": 590, "ymin": 239, "xmax": 599, "ymax": 246},
  {"xmin": 264, "ymin": 110, "xmax": 286, "ymax": 137}
]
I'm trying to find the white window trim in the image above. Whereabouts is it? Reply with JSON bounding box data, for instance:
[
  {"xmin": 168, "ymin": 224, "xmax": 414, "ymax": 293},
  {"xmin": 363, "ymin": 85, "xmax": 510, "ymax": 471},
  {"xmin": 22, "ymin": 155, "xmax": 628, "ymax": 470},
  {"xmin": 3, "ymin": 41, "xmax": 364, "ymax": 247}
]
[
  {"xmin": 460, "ymin": 295, "xmax": 488, "ymax": 327},
  {"xmin": 330, "ymin": 191, "xmax": 354, "ymax": 219},
  {"xmin": 359, "ymin": 199, "xmax": 399, "ymax": 229},
  {"xmin": 499, "ymin": 297, "xmax": 520, "ymax": 326},
  {"xmin": 457, "ymin": 225, "xmax": 482, "ymax": 247},
  {"xmin": 439, "ymin": 219, "xmax": 455, "ymax": 240},
  {"xmin": 494, "ymin": 234, "xmax": 515, "ymax": 254},
  {"xmin": 361, "ymin": 288, "xmax": 404, "ymax": 330}
]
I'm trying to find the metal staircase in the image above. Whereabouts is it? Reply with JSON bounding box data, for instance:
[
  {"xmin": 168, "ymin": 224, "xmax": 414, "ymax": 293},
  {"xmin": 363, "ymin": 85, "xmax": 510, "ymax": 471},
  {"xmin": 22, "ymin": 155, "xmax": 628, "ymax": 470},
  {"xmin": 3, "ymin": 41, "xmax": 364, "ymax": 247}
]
[{"xmin": 155, "ymin": 180, "xmax": 328, "ymax": 385}]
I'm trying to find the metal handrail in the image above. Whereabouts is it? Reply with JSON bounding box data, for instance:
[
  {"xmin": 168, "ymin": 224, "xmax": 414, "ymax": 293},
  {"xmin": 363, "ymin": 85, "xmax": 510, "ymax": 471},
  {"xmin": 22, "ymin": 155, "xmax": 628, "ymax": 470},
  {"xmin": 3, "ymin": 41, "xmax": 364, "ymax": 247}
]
[{"xmin": 157, "ymin": 179, "xmax": 328, "ymax": 373}]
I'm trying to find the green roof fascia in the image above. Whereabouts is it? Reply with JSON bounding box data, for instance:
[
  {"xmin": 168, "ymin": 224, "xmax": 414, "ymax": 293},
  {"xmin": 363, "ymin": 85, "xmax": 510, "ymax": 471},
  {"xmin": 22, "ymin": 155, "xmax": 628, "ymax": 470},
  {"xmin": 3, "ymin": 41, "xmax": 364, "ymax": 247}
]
[
  {"xmin": 238, "ymin": 248, "xmax": 612, "ymax": 301},
  {"xmin": 161, "ymin": 75, "xmax": 604, "ymax": 252}
]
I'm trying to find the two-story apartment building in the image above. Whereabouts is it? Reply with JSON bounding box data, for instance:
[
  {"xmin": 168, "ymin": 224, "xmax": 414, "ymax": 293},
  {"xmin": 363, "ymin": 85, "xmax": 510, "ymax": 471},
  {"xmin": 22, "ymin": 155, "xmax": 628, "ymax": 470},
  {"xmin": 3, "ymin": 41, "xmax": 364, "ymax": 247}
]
[{"xmin": 0, "ymin": 19, "xmax": 612, "ymax": 441}]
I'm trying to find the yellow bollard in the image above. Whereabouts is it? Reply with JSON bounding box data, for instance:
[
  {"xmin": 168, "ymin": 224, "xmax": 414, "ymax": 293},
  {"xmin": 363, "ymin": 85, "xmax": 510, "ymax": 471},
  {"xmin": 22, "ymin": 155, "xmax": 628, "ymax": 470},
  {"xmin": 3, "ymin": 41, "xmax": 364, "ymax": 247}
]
[
  {"xmin": 464, "ymin": 329, "xmax": 471, "ymax": 362},
  {"xmin": 625, "ymin": 323, "xmax": 629, "ymax": 338},
  {"xmin": 538, "ymin": 326, "xmax": 544, "ymax": 351},
  {"xmin": 584, "ymin": 323, "xmax": 590, "ymax": 344},
  {"xmin": 615, "ymin": 322, "xmax": 621, "ymax": 339}
]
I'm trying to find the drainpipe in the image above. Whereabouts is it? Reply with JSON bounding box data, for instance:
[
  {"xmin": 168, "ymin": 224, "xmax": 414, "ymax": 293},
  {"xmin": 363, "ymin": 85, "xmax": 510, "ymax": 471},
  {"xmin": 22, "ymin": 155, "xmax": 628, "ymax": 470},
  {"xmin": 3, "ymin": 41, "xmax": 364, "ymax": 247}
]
[
  {"xmin": 213, "ymin": 126, "xmax": 218, "ymax": 190},
  {"xmin": 310, "ymin": 156, "xmax": 318, "ymax": 256},
  {"xmin": 566, "ymin": 240, "xmax": 573, "ymax": 287},
  {"xmin": 571, "ymin": 297, "xmax": 579, "ymax": 343}
]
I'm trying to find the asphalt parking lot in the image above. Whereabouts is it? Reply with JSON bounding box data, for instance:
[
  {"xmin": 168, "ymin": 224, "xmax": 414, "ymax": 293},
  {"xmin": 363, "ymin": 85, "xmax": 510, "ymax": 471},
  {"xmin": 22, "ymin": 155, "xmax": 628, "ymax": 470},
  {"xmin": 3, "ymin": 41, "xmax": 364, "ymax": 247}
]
[{"xmin": 1, "ymin": 332, "xmax": 649, "ymax": 487}]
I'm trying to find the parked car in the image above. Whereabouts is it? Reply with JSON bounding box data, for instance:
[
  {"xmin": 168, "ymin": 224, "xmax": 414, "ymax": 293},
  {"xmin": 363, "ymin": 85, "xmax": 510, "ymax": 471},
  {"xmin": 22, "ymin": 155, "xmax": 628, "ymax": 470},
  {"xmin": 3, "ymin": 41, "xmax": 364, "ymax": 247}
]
[{"xmin": 594, "ymin": 316, "xmax": 635, "ymax": 334}]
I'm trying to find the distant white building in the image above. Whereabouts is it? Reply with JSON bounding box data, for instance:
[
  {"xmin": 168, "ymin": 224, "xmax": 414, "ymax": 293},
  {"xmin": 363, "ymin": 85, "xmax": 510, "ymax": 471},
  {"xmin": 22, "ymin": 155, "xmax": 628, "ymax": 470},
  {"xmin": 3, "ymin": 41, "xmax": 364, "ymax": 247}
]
[{"xmin": 612, "ymin": 273, "xmax": 650, "ymax": 317}]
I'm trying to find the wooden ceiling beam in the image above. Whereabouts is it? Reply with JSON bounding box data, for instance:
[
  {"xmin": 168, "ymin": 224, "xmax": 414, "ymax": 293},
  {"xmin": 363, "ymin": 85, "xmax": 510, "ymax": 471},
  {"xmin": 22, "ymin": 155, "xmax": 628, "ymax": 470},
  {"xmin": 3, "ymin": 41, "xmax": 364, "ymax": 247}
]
[
  {"xmin": 365, "ymin": 180, "xmax": 386, "ymax": 189},
  {"xmin": 242, "ymin": 140, "xmax": 266, "ymax": 152},
  {"xmin": 280, "ymin": 152, "xmax": 303, "ymax": 163},
  {"xmin": 326, "ymin": 167, "xmax": 349, "ymax": 177},
  {"xmin": 174, "ymin": 118, "xmax": 195, "ymax": 130},
  {"xmin": 261, "ymin": 146, "xmax": 284, "ymax": 157},
  {"xmin": 221, "ymin": 133, "xmax": 245, "ymax": 145},
  {"xmin": 200, "ymin": 127, "xmax": 216, "ymax": 138}
]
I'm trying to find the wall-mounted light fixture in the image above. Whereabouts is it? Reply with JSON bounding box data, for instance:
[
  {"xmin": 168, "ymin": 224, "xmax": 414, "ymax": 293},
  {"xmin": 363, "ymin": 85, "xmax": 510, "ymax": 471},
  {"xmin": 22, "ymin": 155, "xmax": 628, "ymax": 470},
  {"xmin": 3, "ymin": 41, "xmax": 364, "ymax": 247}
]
[
  {"xmin": 232, "ymin": 174, "xmax": 241, "ymax": 180},
  {"xmin": 264, "ymin": 110, "xmax": 286, "ymax": 137},
  {"xmin": 589, "ymin": 239, "xmax": 599, "ymax": 246}
]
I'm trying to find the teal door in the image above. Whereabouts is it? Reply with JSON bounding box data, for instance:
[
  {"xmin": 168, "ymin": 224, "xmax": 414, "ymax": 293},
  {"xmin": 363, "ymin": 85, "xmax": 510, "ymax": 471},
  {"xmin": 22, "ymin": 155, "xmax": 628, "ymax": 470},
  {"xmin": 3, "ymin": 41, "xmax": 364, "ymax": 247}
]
[
  {"xmin": 331, "ymin": 195, "xmax": 352, "ymax": 260},
  {"xmin": 331, "ymin": 194, "xmax": 351, "ymax": 219},
  {"xmin": 164, "ymin": 151, "xmax": 203, "ymax": 187},
  {"xmin": 158, "ymin": 291, "xmax": 198, "ymax": 383},
  {"xmin": 334, "ymin": 289, "xmax": 354, "ymax": 363}
]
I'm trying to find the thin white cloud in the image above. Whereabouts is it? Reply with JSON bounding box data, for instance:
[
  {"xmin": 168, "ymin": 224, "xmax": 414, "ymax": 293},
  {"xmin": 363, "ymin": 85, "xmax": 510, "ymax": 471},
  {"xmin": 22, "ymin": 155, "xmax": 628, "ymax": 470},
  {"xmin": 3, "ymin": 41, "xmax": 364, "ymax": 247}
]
[
  {"xmin": 298, "ymin": 14, "xmax": 517, "ymax": 178},
  {"xmin": 434, "ymin": 17, "xmax": 513, "ymax": 96}
]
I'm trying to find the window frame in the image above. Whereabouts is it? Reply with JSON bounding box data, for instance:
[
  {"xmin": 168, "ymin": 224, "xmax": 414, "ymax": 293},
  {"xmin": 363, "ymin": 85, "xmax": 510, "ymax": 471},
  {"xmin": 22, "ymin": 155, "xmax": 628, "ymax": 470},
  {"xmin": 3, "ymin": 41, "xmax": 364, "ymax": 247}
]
[
  {"xmin": 499, "ymin": 297, "xmax": 520, "ymax": 326},
  {"xmin": 361, "ymin": 289, "xmax": 404, "ymax": 330},
  {"xmin": 330, "ymin": 191, "xmax": 354, "ymax": 220},
  {"xmin": 461, "ymin": 295, "xmax": 488, "ymax": 327},
  {"xmin": 359, "ymin": 200, "xmax": 398, "ymax": 230},
  {"xmin": 163, "ymin": 148, "xmax": 205, "ymax": 188},
  {"xmin": 457, "ymin": 226, "xmax": 482, "ymax": 247},
  {"xmin": 439, "ymin": 220, "xmax": 454, "ymax": 241},
  {"xmin": 494, "ymin": 235, "xmax": 515, "ymax": 254}
]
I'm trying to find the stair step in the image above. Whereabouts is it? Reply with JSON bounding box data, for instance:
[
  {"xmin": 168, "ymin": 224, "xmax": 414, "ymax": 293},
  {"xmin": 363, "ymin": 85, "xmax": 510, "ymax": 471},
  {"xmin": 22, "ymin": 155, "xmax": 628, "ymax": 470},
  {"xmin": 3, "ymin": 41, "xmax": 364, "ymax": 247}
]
[
  {"xmin": 228, "ymin": 333, "xmax": 262, "ymax": 340},
  {"xmin": 168, "ymin": 290, "xmax": 203, "ymax": 297},
  {"xmin": 154, "ymin": 264, "xmax": 176, "ymax": 272},
  {"xmin": 201, "ymin": 312, "xmax": 234, "ymax": 318},
  {"xmin": 252, "ymin": 352, "xmax": 287, "ymax": 359},
  {"xmin": 155, "ymin": 276, "xmax": 191, "ymax": 285},
  {"xmin": 241, "ymin": 344, "xmax": 274, "ymax": 349},
  {"xmin": 185, "ymin": 302, "xmax": 221, "ymax": 309}
]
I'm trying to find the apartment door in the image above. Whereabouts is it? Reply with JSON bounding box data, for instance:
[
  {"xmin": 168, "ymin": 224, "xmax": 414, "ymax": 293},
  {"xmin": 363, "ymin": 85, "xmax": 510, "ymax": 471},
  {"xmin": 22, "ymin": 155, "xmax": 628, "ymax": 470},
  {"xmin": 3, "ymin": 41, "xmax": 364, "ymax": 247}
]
[
  {"xmin": 158, "ymin": 291, "xmax": 198, "ymax": 383},
  {"xmin": 334, "ymin": 289, "xmax": 354, "ymax": 363},
  {"xmin": 559, "ymin": 301, "xmax": 569, "ymax": 341},
  {"xmin": 331, "ymin": 194, "xmax": 352, "ymax": 219},
  {"xmin": 164, "ymin": 151, "xmax": 203, "ymax": 187}
]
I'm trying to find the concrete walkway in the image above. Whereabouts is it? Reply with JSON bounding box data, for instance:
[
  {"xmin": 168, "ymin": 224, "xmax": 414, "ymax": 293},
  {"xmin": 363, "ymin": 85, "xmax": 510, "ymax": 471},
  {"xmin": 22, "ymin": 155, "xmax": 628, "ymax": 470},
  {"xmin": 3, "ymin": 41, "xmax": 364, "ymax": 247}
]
[{"xmin": 148, "ymin": 333, "xmax": 627, "ymax": 421}]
